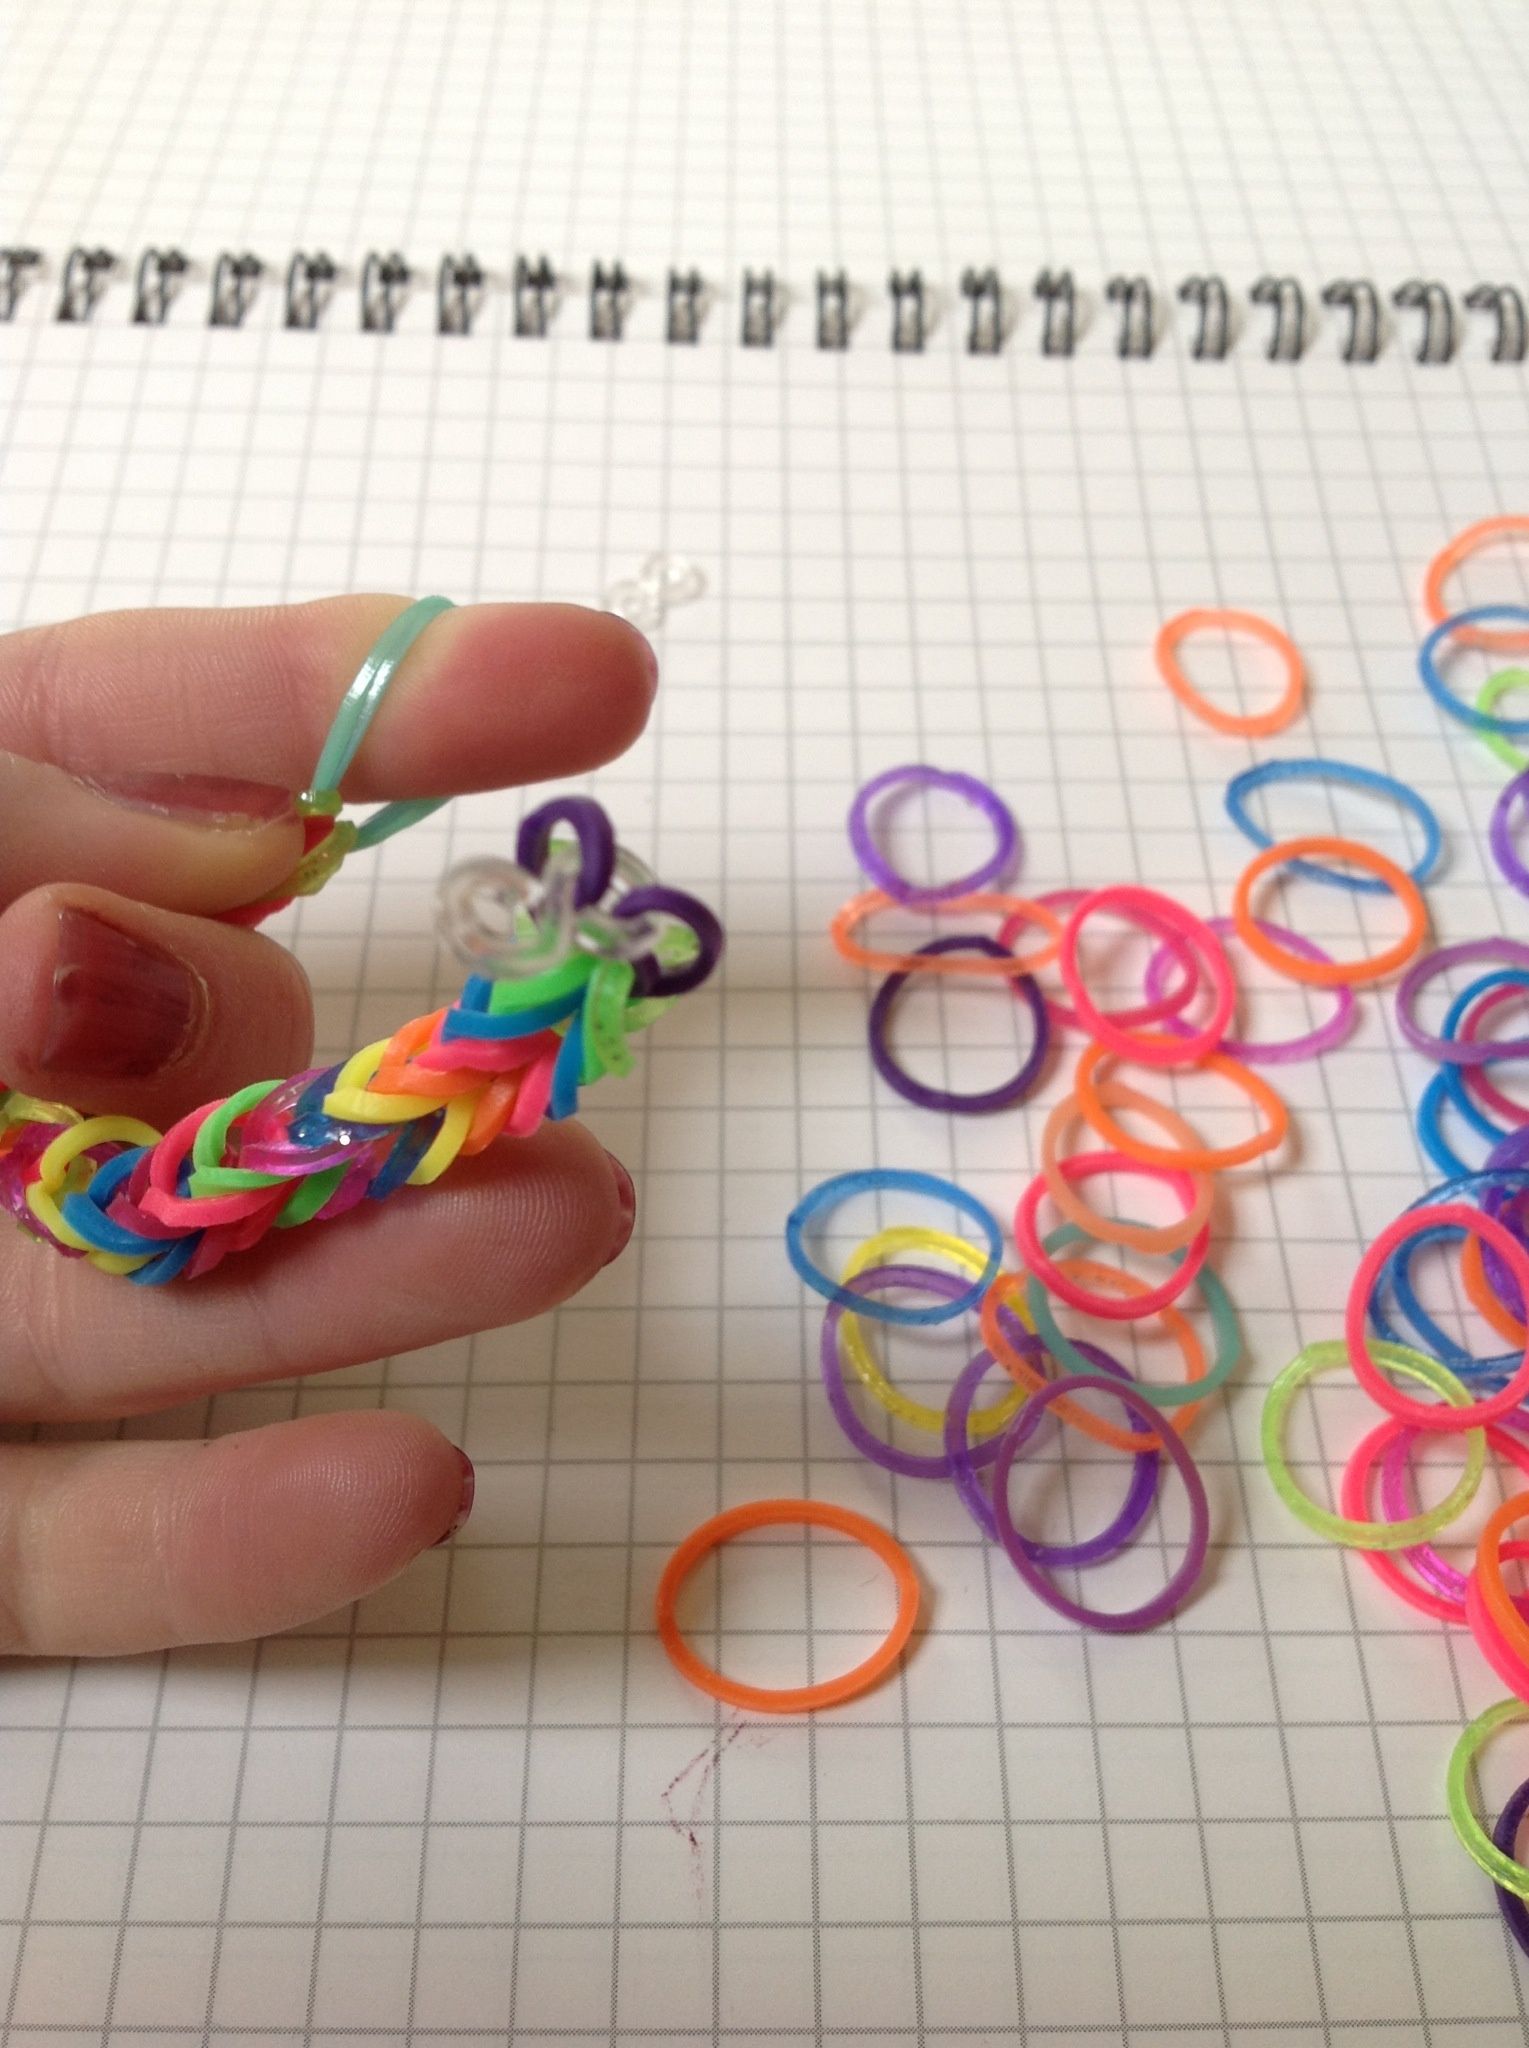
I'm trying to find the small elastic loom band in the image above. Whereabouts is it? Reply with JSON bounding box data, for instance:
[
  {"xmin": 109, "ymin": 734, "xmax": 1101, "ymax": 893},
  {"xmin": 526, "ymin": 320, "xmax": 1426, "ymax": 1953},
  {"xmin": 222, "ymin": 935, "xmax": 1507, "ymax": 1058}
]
[
  {"xmin": 1260, "ymin": 1339, "xmax": 1485, "ymax": 1546},
  {"xmin": 1141, "ymin": 913, "xmax": 1356, "ymax": 1065},
  {"xmin": 821, "ymin": 1264, "xmax": 1039, "ymax": 1479},
  {"xmin": 1223, "ymin": 757, "xmax": 1442, "ymax": 894},
  {"xmin": 991, "ymin": 1373, "xmax": 1211, "ymax": 1632},
  {"xmin": 1231, "ymin": 836, "xmax": 1429, "ymax": 988},
  {"xmin": 1058, "ymin": 886, "xmax": 1235, "ymax": 1067},
  {"xmin": 981, "ymin": 1266, "xmax": 1207, "ymax": 1454},
  {"xmin": 1476, "ymin": 669, "xmax": 1529, "ymax": 773},
  {"xmin": 1397, "ymin": 939, "xmax": 1529, "ymax": 1066},
  {"xmin": 1370, "ymin": 1216, "xmax": 1520, "ymax": 1382},
  {"xmin": 653, "ymin": 1498, "xmax": 920, "ymax": 1714},
  {"xmin": 516, "ymin": 796, "xmax": 616, "ymax": 908},
  {"xmin": 1024, "ymin": 1223, "xmax": 1241, "ymax": 1410},
  {"xmin": 837, "ymin": 1226, "xmax": 1029, "ymax": 1438},
  {"xmin": 1468, "ymin": 1562, "xmax": 1529, "ymax": 1706},
  {"xmin": 1346, "ymin": 1203, "xmax": 1529, "ymax": 1429},
  {"xmin": 784, "ymin": 1169, "xmax": 1003, "ymax": 1326},
  {"xmin": 1024, "ymin": 887, "xmax": 1201, "ymax": 1035},
  {"xmin": 866, "ymin": 935, "xmax": 1050, "ymax": 1113},
  {"xmin": 847, "ymin": 763, "xmax": 1020, "ymax": 906},
  {"xmin": 1153, "ymin": 608, "xmax": 1306, "ymax": 738},
  {"xmin": 943, "ymin": 1338, "xmax": 1156, "ymax": 1552},
  {"xmin": 1447, "ymin": 1697, "xmax": 1529, "ymax": 1900},
  {"xmin": 1014, "ymin": 1151, "xmax": 1210, "ymax": 1320},
  {"xmin": 1040, "ymin": 1084, "xmax": 1216, "ymax": 1253},
  {"xmin": 1343, "ymin": 1415, "xmax": 1529, "ymax": 1623},
  {"xmin": 1072, "ymin": 1042, "xmax": 1289, "ymax": 1175},
  {"xmin": 1452, "ymin": 974, "xmax": 1529, "ymax": 1131},
  {"xmin": 1419, "ymin": 606, "xmax": 1529, "ymax": 732},
  {"xmin": 1474, "ymin": 1494, "xmax": 1529, "ymax": 1682},
  {"xmin": 1416, "ymin": 1071, "xmax": 1484, "ymax": 1181},
  {"xmin": 1423, "ymin": 517, "xmax": 1529, "ymax": 653},
  {"xmin": 1490, "ymin": 769, "xmax": 1529, "ymax": 899},
  {"xmin": 1493, "ymin": 1775, "xmax": 1529, "ymax": 1956},
  {"xmin": 830, "ymin": 889, "xmax": 1062, "ymax": 978}
]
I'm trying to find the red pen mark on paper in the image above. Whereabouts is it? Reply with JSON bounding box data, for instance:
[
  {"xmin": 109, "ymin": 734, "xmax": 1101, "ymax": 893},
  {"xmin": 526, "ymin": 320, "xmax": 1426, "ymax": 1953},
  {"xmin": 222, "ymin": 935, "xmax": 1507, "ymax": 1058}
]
[{"xmin": 660, "ymin": 1717, "xmax": 770, "ymax": 1910}]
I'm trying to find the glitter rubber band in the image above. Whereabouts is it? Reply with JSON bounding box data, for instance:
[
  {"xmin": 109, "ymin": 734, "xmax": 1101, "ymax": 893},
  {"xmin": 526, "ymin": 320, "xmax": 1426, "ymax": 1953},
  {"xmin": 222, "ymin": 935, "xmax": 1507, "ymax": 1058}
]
[
  {"xmin": 1396, "ymin": 939, "xmax": 1529, "ymax": 1065},
  {"xmin": 1447, "ymin": 1697, "xmax": 1529, "ymax": 1900}
]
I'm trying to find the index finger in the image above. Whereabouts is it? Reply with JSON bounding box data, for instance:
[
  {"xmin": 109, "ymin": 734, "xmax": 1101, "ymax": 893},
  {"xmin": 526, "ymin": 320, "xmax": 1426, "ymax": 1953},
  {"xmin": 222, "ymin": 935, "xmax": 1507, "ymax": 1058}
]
[{"xmin": 0, "ymin": 596, "xmax": 658, "ymax": 798}]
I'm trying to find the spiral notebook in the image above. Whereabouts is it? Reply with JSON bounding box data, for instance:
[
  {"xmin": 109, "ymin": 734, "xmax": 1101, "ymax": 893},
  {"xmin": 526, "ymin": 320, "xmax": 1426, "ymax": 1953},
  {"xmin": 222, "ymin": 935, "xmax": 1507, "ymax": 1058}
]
[{"xmin": 6, "ymin": 2, "xmax": 1529, "ymax": 2043}]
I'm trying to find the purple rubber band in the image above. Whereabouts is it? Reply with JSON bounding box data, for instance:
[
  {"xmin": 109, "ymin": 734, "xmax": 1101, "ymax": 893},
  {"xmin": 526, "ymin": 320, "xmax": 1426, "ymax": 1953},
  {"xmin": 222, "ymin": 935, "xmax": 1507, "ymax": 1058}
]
[
  {"xmin": 944, "ymin": 1340, "xmax": 1162, "ymax": 1563},
  {"xmin": 990, "ymin": 1373, "xmax": 1210, "ymax": 1632},
  {"xmin": 1378, "ymin": 1410, "xmax": 1529, "ymax": 1605},
  {"xmin": 616, "ymin": 885, "xmax": 725, "ymax": 997},
  {"xmin": 848, "ymin": 763, "xmax": 1019, "ymax": 907},
  {"xmin": 867, "ymin": 934, "xmax": 1050, "ymax": 1113},
  {"xmin": 516, "ymin": 795, "xmax": 616, "ymax": 908},
  {"xmin": 1494, "ymin": 1775, "xmax": 1529, "ymax": 1957},
  {"xmin": 1397, "ymin": 940, "xmax": 1529, "ymax": 1066},
  {"xmin": 819, "ymin": 1262, "xmax": 1043, "ymax": 1479},
  {"xmin": 1142, "ymin": 912, "xmax": 1356, "ymax": 1065},
  {"xmin": 1490, "ymin": 770, "xmax": 1529, "ymax": 900}
]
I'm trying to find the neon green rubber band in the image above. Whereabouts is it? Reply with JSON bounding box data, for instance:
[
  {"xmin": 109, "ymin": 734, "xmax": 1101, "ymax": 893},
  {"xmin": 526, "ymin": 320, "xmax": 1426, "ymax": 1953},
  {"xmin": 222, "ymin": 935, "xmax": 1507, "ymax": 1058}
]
[
  {"xmin": 585, "ymin": 958, "xmax": 636, "ymax": 1078},
  {"xmin": 1448, "ymin": 1698, "xmax": 1529, "ymax": 1898},
  {"xmin": 190, "ymin": 1080, "xmax": 288, "ymax": 1194},
  {"xmin": 1476, "ymin": 669, "xmax": 1529, "ymax": 774},
  {"xmin": 276, "ymin": 1164, "xmax": 347, "ymax": 1227},
  {"xmin": 1025, "ymin": 1220, "xmax": 1241, "ymax": 1408},
  {"xmin": 1261, "ymin": 1337, "xmax": 1485, "ymax": 1547}
]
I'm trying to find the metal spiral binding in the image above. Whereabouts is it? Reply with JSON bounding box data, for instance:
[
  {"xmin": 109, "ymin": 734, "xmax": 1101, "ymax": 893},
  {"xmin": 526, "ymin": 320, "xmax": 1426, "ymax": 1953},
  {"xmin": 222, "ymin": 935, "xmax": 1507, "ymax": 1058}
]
[
  {"xmin": 1106, "ymin": 275, "xmax": 1154, "ymax": 358},
  {"xmin": 889, "ymin": 271, "xmax": 925, "ymax": 353},
  {"xmin": 284, "ymin": 250, "xmax": 336, "ymax": 330},
  {"xmin": 1465, "ymin": 283, "xmax": 1527, "ymax": 365},
  {"xmin": 1320, "ymin": 280, "xmax": 1381, "ymax": 365},
  {"xmin": 741, "ymin": 269, "xmax": 776, "ymax": 348},
  {"xmin": 360, "ymin": 250, "xmax": 410, "ymax": 333},
  {"xmin": 514, "ymin": 255, "xmax": 555, "ymax": 337},
  {"xmin": 816, "ymin": 270, "xmax": 849, "ymax": 350},
  {"xmin": 667, "ymin": 268, "xmax": 702, "ymax": 344},
  {"xmin": 589, "ymin": 261, "xmax": 629, "ymax": 341},
  {"xmin": 131, "ymin": 247, "xmax": 188, "ymax": 325},
  {"xmin": 1251, "ymin": 275, "xmax": 1305, "ymax": 362},
  {"xmin": 1393, "ymin": 280, "xmax": 1455, "ymax": 366},
  {"xmin": 209, "ymin": 251, "xmax": 261, "ymax": 327},
  {"xmin": 1178, "ymin": 275, "xmax": 1230, "ymax": 361},
  {"xmin": 0, "ymin": 248, "xmax": 41, "ymax": 322},
  {"xmin": 436, "ymin": 253, "xmax": 483, "ymax": 336},
  {"xmin": 1034, "ymin": 268, "xmax": 1076, "ymax": 357},
  {"xmin": 56, "ymin": 246, "xmax": 114, "ymax": 323},
  {"xmin": 960, "ymin": 268, "xmax": 1001, "ymax": 355}
]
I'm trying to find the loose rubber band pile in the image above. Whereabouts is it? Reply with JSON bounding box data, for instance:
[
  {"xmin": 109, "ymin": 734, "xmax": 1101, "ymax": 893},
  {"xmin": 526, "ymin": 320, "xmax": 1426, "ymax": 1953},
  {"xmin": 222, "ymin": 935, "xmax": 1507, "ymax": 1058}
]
[
  {"xmin": 718, "ymin": 518, "xmax": 1529, "ymax": 1932},
  {"xmin": 0, "ymin": 597, "xmax": 722, "ymax": 1284}
]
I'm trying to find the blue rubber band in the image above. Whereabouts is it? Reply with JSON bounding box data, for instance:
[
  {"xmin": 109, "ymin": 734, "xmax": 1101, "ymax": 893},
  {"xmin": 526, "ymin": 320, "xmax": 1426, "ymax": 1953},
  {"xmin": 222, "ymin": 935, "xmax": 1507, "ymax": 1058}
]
[
  {"xmin": 1224, "ymin": 757, "xmax": 1442, "ymax": 895},
  {"xmin": 785, "ymin": 1169, "xmax": 1003, "ymax": 1325},
  {"xmin": 1419, "ymin": 606, "xmax": 1529, "ymax": 735},
  {"xmin": 1416, "ymin": 1071, "xmax": 1482, "ymax": 1180},
  {"xmin": 1440, "ymin": 969, "xmax": 1529, "ymax": 1144},
  {"xmin": 1372, "ymin": 1219, "xmax": 1519, "ymax": 1381}
]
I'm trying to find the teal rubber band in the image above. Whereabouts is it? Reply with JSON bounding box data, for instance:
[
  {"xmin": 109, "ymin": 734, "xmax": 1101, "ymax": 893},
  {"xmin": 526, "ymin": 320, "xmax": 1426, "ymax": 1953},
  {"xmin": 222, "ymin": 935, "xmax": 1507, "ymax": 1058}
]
[
  {"xmin": 308, "ymin": 596, "xmax": 455, "ymax": 805},
  {"xmin": 1025, "ymin": 1220, "xmax": 1242, "ymax": 1407},
  {"xmin": 352, "ymin": 797, "xmax": 449, "ymax": 851}
]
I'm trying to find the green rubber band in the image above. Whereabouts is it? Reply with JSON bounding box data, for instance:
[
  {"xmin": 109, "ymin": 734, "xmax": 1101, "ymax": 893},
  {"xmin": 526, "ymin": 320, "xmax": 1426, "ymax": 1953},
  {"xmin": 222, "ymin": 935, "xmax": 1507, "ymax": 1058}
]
[
  {"xmin": 352, "ymin": 798, "xmax": 445, "ymax": 851},
  {"xmin": 1448, "ymin": 1698, "xmax": 1529, "ymax": 1898},
  {"xmin": 585, "ymin": 958, "xmax": 636, "ymax": 1078},
  {"xmin": 1261, "ymin": 1338, "xmax": 1485, "ymax": 1548},
  {"xmin": 1476, "ymin": 669, "xmax": 1529, "ymax": 774},
  {"xmin": 1024, "ymin": 1220, "xmax": 1241, "ymax": 1408},
  {"xmin": 190, "ymin": 1080, "xmax": 288, "ymax": 1194},
  {"xmin": 307, "ymin": 596, "xmax": 454, "ymax": 805},
  {"xmin": 275, "ymin": 1163, "xmax": 347, "ymax": 1227},
  {"xmin": 486, "ymin": 949, "xmax": 595, "ymax": 1014}
]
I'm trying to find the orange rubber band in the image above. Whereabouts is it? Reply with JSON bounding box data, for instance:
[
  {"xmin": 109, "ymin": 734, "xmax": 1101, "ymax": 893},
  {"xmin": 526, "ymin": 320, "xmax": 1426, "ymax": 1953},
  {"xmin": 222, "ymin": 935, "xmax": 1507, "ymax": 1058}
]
[
  {"xmin": 1477, "ymin": 1492, "xmax": 1529, "ymax": 1673},
  {"xmin": 1231, "ymin": 836, "xmax": 1429, "ymax": 988},
  {"xmin": 1425, "ymin": 517, "xmax": 1529, "ymax": 653},
  {"xmin": 981, "ymin": 1268, "xmax": 1206, "ymax": 1453},
  {"xmin": 1073, "ymin": 1042, "xmax": 1290, "ymax": 1174},
  {"xmin": 1154, "ymin": 608, "xmax": 1306, "ymax": 738},
  {"xmin": 654, "ymin": 1499, "xmax": 920, "ymax": 1715},
  {"xmin": 830, "ymin": 888, "xmax": 1063, "ymax": 978},
  {"xmin": 1041, "ymin": 1084, "xmax": 1217, "ymax": 1252},
  {"xmin": 1462, "ymin": 1231, "xmax": 1528, "ymax": 1348}
]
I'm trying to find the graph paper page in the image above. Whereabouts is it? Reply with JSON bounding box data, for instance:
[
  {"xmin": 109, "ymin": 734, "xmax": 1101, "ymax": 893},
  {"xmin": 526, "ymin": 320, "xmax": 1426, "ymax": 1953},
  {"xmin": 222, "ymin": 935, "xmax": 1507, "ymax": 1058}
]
[{"xmin": 4, "ymin": 2, "xmax": 1529, "ymax": 2042}]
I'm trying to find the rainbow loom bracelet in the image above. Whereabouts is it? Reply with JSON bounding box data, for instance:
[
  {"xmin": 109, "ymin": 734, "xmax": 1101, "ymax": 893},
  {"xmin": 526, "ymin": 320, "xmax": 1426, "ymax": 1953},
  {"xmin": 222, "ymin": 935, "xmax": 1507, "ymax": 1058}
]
[{"xmin": 0, "ymin": 599, "xmax": 722, "ymax": 1284}]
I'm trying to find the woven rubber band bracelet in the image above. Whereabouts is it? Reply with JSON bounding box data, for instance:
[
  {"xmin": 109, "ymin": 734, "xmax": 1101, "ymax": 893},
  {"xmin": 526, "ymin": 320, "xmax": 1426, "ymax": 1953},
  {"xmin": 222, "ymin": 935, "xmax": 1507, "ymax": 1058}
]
[{"xmin": 0, "ymin": 600, "xmax": 722, "ymax": 1283}]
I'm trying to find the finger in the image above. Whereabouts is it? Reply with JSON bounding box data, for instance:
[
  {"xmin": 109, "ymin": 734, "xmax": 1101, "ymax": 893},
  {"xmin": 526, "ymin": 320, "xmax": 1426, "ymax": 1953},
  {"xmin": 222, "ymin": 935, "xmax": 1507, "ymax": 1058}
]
[
  {"xmin": 0, "ymin": 884, "xmax": 314, "ymax": 1122},
  {"xmin": 0, "ymin": 1411, "xmax": 473, "ymax": 1657},
  {"xmin": 0, "ymin": 1120, "xmax": 634, "ymax": 1421},
  {"xmin": 0, "ymin": 747, "xmax": 302, "ymax": 917},
  {"xmin": 0, "ymin": 596, "xmax": 657, "ymax": 798}
]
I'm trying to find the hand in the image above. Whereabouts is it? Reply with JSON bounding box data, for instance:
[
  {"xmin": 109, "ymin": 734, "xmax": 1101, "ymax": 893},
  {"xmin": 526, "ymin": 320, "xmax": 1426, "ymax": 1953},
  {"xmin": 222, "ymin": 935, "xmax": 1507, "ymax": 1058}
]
[{"xmin": 0, "ymin": 595, "xmax": 656, "ymax": 1657}]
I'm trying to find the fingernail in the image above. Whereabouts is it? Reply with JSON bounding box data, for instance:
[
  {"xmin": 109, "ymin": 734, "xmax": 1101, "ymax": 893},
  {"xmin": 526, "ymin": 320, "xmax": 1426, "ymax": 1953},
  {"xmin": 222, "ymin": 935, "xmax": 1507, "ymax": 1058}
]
[
  {"xmin": 602, "ymin": 1149, "xmax": 637, "ymax": 1266},
  {"xmin": 74, "ymin": 770, "xmax": 294, "ymax": 828},
  {"xmin": 432, "ymin": 1447, "xmax": 476, "ymax": 1546},
  {"xmin": 40, "ymin": 909, "xmax": 207, "ymax": 1080}
]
